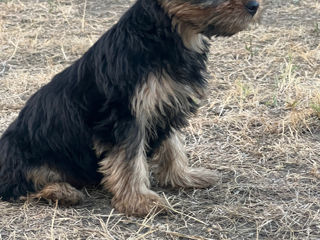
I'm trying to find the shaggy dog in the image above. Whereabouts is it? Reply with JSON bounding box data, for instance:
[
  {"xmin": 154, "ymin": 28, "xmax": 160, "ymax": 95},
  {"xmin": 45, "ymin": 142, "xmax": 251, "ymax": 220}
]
[{"xmin": 0, "ymin": 0, "xmax": 262, "ymax": 216}]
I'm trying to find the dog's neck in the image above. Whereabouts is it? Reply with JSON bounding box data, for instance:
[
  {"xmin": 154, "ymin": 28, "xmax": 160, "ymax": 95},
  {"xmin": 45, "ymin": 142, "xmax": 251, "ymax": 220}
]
[
  {"xmin": 135, "ymin": 0, "xmax": 209, "ymax": 53},
  {"xmin": 172, "ymin": 19, "xmax": 207, "ymax": 53}
]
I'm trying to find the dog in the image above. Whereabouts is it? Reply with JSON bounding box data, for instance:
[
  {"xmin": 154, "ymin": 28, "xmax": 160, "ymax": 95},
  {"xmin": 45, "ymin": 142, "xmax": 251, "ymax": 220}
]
[{"xmin": 0, "ymin": 0, "xmax": 262, "ymax": 216}]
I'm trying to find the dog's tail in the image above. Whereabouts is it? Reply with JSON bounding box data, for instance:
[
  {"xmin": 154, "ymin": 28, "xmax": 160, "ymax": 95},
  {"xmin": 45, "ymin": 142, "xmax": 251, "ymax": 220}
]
[{"xmin": 0, "ymin": 127, "xmax": 33, "ymax": 201}]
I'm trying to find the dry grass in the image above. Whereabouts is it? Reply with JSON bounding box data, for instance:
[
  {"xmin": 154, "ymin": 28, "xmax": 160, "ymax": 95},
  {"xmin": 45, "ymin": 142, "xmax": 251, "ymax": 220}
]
[{"xmin": 1, "ymin": 0, "xmax": 320, "ymax": 239}]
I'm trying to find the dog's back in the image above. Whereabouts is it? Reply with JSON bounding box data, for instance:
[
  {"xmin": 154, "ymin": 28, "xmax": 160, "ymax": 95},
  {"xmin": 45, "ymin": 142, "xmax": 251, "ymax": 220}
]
[{"xmin": 0, "ymin": 55, "xmax": 103, "ymax": 199}]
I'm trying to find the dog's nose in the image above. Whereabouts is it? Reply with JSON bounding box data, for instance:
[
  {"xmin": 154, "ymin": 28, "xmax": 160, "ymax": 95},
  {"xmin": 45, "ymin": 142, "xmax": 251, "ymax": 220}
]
[{"xmin": 245, "ymin": 1, "xmax": 259, "ymax": 16}]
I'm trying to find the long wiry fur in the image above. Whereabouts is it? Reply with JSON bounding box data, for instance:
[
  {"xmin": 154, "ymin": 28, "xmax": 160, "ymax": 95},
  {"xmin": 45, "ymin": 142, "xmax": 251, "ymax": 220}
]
[{"xmin": 0, "ymin": 0, "xmax": 262, "ymax": 216}]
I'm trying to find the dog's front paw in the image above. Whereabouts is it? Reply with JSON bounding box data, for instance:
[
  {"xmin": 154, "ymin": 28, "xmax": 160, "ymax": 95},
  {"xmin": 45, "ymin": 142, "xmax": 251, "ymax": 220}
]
[
  {"xmin": 184, "ymin": 168, "xmax": 219, "ymax": 188},
  {"xmin": 112, "ymin": 192, "xmax": 167, "ymax": 217},
  {"xmin": 159, "ymin": 167, "xmax": 219, "ymax": 189}
]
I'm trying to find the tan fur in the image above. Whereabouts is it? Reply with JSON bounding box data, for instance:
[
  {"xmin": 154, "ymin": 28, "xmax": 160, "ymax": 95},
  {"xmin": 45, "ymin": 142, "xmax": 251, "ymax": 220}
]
[
  {"xmin": 162, "ymin": 2, "xmax": 212, "ymax": 52},
  {"xmin": 97, "ymin": 142, "xmax": 166, "ymax": 216},
  {"xmin": 26, "ymin": 182, "xmax": 84, "ymax": 206},
  {"xmin": 173, "ymin": 20, "xmax": 207, "ymax": 53},
  {"xmin": 26, "ymin": 166, "xmax": 63, "ymax": 191},
  {"xmin": 162, "ymin": 1, "xmax": 215, "ymax": 27},
  {"xmin": 181, "ymin": 31, "xmax": 206, "ymax": 53},
  {"xmin": 152, "ymin": 131, "xmax": 219, "ymax": 188},
  {"xmin": 131, "ymin": 72, "xmax": 205, "ymax": 136},
  {"xmin": 93, "ymin": 139, "xmax": 112, "ymax": 158}
]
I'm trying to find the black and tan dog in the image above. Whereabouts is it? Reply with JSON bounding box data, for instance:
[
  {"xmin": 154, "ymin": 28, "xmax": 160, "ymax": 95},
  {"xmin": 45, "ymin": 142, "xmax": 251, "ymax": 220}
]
[{"xmin": 0, "ymin": 0, "xmax": 262, "ymax": 216}]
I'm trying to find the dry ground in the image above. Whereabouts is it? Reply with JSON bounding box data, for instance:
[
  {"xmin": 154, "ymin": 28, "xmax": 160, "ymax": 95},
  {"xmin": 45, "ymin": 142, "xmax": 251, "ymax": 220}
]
[{"xmin": 0, "ymin": 0, "xmax": 320, "ymax": 239}]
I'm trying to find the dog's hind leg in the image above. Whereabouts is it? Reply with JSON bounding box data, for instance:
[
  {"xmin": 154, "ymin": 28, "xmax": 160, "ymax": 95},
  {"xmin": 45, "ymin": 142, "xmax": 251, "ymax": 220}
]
[
  {"xmin": 25, "ymin": 166, "xmax": 84, "ymax": 206},
  {"xmin": 27, "ymin": 182, "xmax": 85, "ymax": 206},
  {"xmin": 152, "ymin": 131, "xmax": 219, "ymax": 189}
]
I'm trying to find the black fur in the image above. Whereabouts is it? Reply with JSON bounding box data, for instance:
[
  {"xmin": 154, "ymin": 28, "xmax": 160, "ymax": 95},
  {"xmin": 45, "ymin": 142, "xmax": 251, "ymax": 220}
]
[{"xmin": 0, "ymin": 0, "xmax": 208, "ymax": 200}]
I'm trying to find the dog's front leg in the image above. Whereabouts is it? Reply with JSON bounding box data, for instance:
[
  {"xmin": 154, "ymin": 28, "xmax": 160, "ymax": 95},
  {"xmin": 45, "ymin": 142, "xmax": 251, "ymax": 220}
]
[
  {"xmin": 96, "ymin": 125, "xmax": 166, "ymax": 217},
  {"xmin": 152, "ymin": 131, "xmax": 219, "ymax": 189}
]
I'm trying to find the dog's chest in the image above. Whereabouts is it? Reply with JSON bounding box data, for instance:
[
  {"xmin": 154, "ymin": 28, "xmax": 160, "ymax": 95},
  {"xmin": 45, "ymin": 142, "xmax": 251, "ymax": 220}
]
[{"xmin": 131, "ymin": 73, "xmax": 204, "ymax": 131}]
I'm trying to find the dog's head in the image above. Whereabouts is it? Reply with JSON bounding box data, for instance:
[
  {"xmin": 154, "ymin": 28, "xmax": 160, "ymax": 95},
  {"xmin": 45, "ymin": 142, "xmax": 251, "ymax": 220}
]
[{"xmin": 159, "ymin": 0, "xmax": 263, "ymax": 37}]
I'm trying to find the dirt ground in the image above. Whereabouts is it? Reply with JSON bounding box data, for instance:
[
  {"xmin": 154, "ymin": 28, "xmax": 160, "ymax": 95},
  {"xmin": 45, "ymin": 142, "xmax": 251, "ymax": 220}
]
[{"xmin": 0, "ymin": 0, "xmax": 320, "ymax": 239}]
